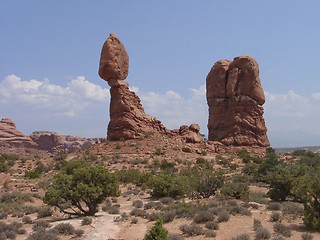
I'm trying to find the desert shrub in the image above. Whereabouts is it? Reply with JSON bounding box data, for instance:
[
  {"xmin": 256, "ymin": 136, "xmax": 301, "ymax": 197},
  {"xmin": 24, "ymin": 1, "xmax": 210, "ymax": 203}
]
[
  {"xmin": 130, "ymin": 208, "xmax": 148, "ymax": 218},
  {"xmin": 144, "ymin": 201, "xmax": 157, "ymax": 209},
  {"xmin": 53, "ymin": 222, "xmax": 74, "ymax": 235},
  {"xmin": 4, "ymin": 231, "xmax": 16, "ymax": 239},
  {"xmin": 193, "ymin": 211, "xmax": 214, "ymax": 223},
  {"xmin": 132, "ymin": 200, "xmax": 143, "ymax": 208},
  {"xmin": 26, "ymin": 229, "xmax": 59, "ymax": 240},
  {"xmin": 301, "ymin": 233, "xmax": 313, "ymax": 240},
  {"xmin": 168, "ymin": 233, "xmax": 185, "ymax": 240},
  {"xmin": 253, "ymin": 219, "xmax": 262, "ymax": 231},
  {"xmin": 165, "ymin": 200, "xmax": 205, "ymax": 219},
  {"xmin": 238, "ymin": 150, "xmax": 253, "ymax": 164},
  {"xmin": 23, "ymin": 205, "xmax": 39, "ymax": 215},
  {"xmin": 281, "ymin": 202, "xmax": 304, "ymax": 219},
  {"xmin": 12, "ymin": 211, "xmax": 24, "ymax": 218},
  {"xmin": 217, "ymin": 210, "xmax": 230, "ymax": 222},
  {"xmin": 0, "ymin": 233, "xmax": 6, "ymax": 240},
  {"xmin": 108, "ymin": 205, "xmax": 120, "ymax": 214},
  {"xmin": 270, "ymin": 212, "xmax": 282, "ymax": 222},
  {"xmin": 131, "ymin": 217, "xmax": 138, "ymax": 224},
  {"xmin": 44, "ymin": 161, "xmax": 119, "ymax": 216},
  {"xmin": 159, "ymin": 197, "xmax": 174, "ymax": 205},
  {"xmin": 292, "ymin": 166, "xmax": 320, "ymax": 229},
  {"xmin": 53, "ymin": 151, "xmax": 68, "ymax": 161},
  {"xmin": 0, "ymin": 159, "xmax": 8, "ymax": 172},
  {"xmin": 74, "ymin": 229, "xmax": 84, "ymax": 237},
  {"xmin": 32, "ymin": 220, "xmax": 50, "ymax": 231},
  {"xmin": 162, "ymin": 210, "xmax": 176, "ymax": 223},
  {"xmin": 22, "ymin": 215, "xmax": 32, "ymax": 224},
  {"xmin": 273, "ymin": 236, "xmax": 285, "ymax": 240},
  {"xmin": 160, "ymin": 160, "xmax": 177, "ymax": 174},
  {"xmin": 273, "ymin": 223, "xmax": 292, "ymax": 237},
  {"xmin": 37, "ymin": 206, "xmax": 53, "ymax": 218},
  {"xmin": 17, "ymin": 228, "xmax": 27, "ymax": 234},
  {"xmin": 179, "ymin": 224, "xmax": 203, "ymax": 236},
  {"xmin": 232, "ymin": 234, "xmax": 250, "ymax": 240},
  {"xmin": 204, "ymin": 229, "xmax": 216, "ymax": 237},
  {"xmin": 255, "ymin": 227, "xmax": 271, "ymax": 240},
  {"xmin": 148, "ymin": 173, "xmax": 190, "ymax": 198},
  {"xmin": 248, "ymin": 191, "xmax": 268, "ymax": 204},
  {"xmin": 148, "ymin": 212, "xmax": 158, "ymax": 221},
  {"xmin": 221, "ymin": 174, "xmax": 249, "ymax": 199},
  {"xmin": 144, "ymin": 217, "xmax": 168, "ymax": 240},
  {"xmin": 205, "ymin": 221, "xmax": 219, "ymax": 230},
  {"xmin": 81, "ymin": 216, "xmax": 92, "ymax": 225},
  {"xmin": 234, "ymin": 207, "xmax": 252, "ymax": 216},
  {"xmin": 0, "ymin": 212, "xmax": 8, "ymax": 219},
  {"xmin": 187, "ymin": 169, "xmax": 224, "ymax": 199},
  {"xmin": 207, "ymin": 200, "xmax": 219, "ymax": 208},
  {"xmin": 0, "ymin": 191, "xmax": 33, "ymax": 204},
  {"xmin": 267, "ymin": 202, "xmax": 282, "ymax": 211}
]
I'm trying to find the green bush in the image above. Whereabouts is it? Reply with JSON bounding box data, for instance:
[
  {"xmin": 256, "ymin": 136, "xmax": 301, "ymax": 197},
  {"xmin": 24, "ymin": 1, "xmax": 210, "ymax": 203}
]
[
  {"xmin": 148, "ymin": 173, "xmax": 190, "ymax": 198},
  {"xmin": 144, "ymin": 217, "xmax": 168, "ymax": 240},
  {"xmin": 53, "ymin": 223, "xmax": 74, "ymax": 235},
  {"xmin": 183, "ymin": 168, "xmax": 224, "ymax": 199},
  {"xmin": 179, "ymin": 224, "xmax": 203, "ymax": 236},
  {"xmin": 220, "ymin": 174, "xmax": 249, "ymax": 199},
  {"xmin": 44, "ymin": 161, "xmax": 119, "ymax": 216},
  {"xmin": 0, "ymin": 159, "xmax": 8, "ymax": 172}
]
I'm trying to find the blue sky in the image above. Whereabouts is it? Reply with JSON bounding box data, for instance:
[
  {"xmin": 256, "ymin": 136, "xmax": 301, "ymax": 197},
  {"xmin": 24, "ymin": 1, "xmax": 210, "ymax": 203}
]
[{"xmin": 1, "ymin": 1, "xmax": 320, "ymax": 147}]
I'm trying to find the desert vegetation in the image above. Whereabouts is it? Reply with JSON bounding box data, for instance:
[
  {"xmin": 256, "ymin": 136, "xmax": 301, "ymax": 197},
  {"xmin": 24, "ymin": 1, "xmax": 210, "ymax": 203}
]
[{"xmin": 1, "ymin": 138, "xmax": 320, "ymax": 239}]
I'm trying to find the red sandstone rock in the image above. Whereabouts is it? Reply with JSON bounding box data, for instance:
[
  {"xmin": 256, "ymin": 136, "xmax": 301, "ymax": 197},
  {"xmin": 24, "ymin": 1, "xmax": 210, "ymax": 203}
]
[
  {"xmin": 30, "ymin": 131, "xmax": 100, "ymax": 153},
  {"xmin": 206, "ymin": 56, "xmax": 269, "ymax": 147},
  {"xmin": 99, "ymin": 33, "xmax": 129, "ymax": 81},
  {"xmin": 107, "ymin": 79, "xmax": 167, "ymax": 140},
  {"xmin": 0, "ymin": 118, "xmax": 37, "ymax": 148},
  {"xmin": 99, "ymin": 34, "xmax": 168, "ymax": 140},
  {"xmin": 179, "ymin": 124, "xmax": 203, "ymax": 143}
]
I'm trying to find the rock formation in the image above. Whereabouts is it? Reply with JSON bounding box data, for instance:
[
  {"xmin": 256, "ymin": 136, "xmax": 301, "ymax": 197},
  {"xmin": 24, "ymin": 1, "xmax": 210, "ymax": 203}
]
[
  {"xmin": 30, "ymin": 131, "xmax": 99, "ymax": 152},
  {"xmin": 0, "ymin": 118, "xmax": 99, "ymax": 153},
  {"xmin": 179, "ymin": 124, "xmax": 203, "ymax": 143},
  {"xmin": 0, "ymin": 118, "xmax": 37, "ymax": 148},
  {"xmin": 206, "ymin": 56, "xmax": 269, "ymax": 147},
  {"xmin": 99, "ymin": 33, "xmax": 167, "ymax": 140}
]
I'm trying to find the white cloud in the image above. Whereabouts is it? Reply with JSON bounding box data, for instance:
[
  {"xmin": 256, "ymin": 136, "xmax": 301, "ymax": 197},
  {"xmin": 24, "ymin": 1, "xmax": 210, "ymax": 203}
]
[
  {"xmin": 0, "ymin": 75, "xmax": 110, "ymax": 137},
  {"xmin": 1, "ymin": 74, "xmax": 320, "ymax": 146}
]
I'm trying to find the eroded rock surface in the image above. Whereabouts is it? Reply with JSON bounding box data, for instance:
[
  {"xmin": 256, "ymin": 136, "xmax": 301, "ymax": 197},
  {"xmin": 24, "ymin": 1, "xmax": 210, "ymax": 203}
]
[
  {"xmin": 99, "ymin": 33, "xmax": 168, "ymax": 140},
  {"xmin": 179, "ymin": 124, "xmax": 203, "ymax": 143},
  {"xmin": 206, "ymin": 56, "xmax": 269, "ymax": 147},
  {"xmin": 0, "ymin": 118, "xmax": 37, "ymax": 148}
]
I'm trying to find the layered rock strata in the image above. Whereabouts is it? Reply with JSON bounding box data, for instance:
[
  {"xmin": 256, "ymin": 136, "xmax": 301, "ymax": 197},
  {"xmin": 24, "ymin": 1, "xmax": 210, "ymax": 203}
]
[
  {"xmin": 0, "ymin": 118, "xmax": 36, "ymax": 148},
  {"xmin": 206, "ymin": 56, "xmax": 269, "ymax": 147},
  {"xmin": 99, "ymin": 33, "xmax": 167, "ymax": 140}
]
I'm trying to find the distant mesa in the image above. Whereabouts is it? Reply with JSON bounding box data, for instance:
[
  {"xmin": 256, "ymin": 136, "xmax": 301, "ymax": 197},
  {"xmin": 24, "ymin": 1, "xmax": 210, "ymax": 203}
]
[
  {"xmin": 206, "ymin": 56, "xmax": 270, "ymax": 147},
  {"xmin": 0, "ymin": 118, "xmax": 100, "ymax": 154}
]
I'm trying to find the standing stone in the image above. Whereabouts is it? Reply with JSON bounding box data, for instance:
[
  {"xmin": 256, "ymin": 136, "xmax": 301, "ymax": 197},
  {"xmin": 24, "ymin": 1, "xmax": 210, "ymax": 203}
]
[
  {"xmin": 99, "ymin": 33, "xmax": 167, "ymax": 140},
  {"xmin": 206, "ymin": 56, "xmax": 270, "ymax": 147}
]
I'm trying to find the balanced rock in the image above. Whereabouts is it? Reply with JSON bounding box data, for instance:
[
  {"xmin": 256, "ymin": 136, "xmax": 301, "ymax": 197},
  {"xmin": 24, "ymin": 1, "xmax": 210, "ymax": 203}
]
[
  {"xmin": 99, "ymin": 33, "xmax": 167, "ymax": 140},
  {"xmin": 206, "ymin": 56, "xmax": 269, "ymax": 147},
  {"xmin": 99, "ymin": 33, "xmax": 129, "ymax": 81}
]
